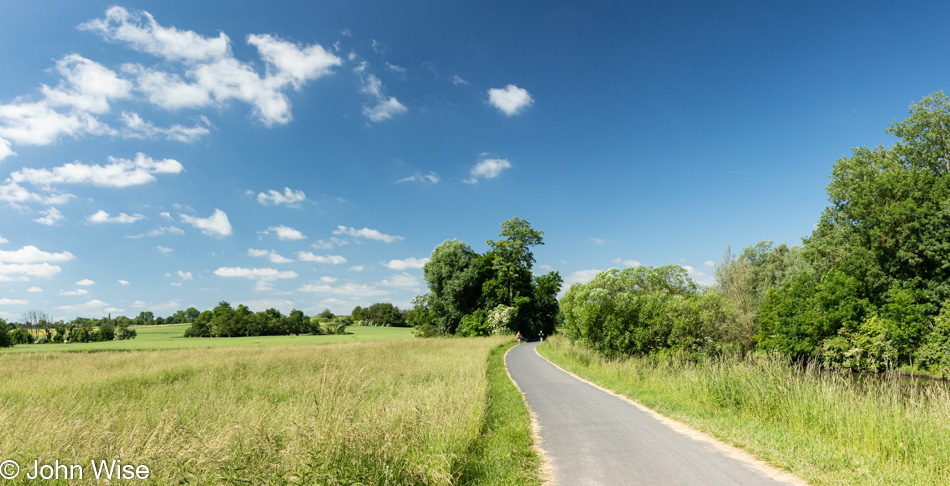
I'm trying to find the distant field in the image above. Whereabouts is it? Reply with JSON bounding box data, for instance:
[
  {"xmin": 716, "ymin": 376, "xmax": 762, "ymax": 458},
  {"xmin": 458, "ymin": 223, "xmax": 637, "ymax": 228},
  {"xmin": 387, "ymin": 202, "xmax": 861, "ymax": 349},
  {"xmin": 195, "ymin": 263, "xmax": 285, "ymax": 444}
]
[
  {"xmin": 0, "ymin": 336, "xmax": 539, "ymax": 484},
  {"xmin": 0, "ymin": 324, "xmax": 415, "ymax": 353}
]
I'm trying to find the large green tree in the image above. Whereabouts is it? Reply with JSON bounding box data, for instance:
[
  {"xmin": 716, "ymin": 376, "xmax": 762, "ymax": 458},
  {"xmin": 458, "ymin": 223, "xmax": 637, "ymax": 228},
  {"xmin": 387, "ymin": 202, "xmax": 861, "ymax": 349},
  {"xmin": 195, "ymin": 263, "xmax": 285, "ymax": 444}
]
[{"xmin": 423, "ymin": 239, "xmax": 485, "ymax": 335}]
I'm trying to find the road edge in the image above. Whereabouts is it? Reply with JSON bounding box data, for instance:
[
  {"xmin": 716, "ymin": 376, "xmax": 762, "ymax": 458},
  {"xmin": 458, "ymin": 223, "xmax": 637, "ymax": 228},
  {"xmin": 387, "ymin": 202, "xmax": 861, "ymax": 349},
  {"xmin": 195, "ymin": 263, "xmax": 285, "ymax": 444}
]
[
  {"xmin": 504, "ymin": 343, "xmax": 555, "ymax": 486},
  {"xmin": 533, "ymin": 344, "xmax": 809, "ymax": 486}
]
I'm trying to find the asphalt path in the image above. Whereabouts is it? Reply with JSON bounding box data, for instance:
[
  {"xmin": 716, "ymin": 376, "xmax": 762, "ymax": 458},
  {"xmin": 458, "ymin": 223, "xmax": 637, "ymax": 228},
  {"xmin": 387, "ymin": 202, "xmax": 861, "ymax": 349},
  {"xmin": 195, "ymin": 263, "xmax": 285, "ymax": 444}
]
[{"xmin": 506, "ymin": 341, "xmax": 802, "ymax": 486}]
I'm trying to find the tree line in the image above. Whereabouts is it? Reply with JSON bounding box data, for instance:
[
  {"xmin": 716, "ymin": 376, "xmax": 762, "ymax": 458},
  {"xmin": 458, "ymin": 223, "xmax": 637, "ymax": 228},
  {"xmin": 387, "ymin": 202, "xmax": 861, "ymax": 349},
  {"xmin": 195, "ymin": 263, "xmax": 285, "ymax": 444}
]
[
  {"xmin": 562, "ymin": 91, "xmax": 950, "ymax": 376},
  {"xmin": 0, "ymin": 311, "xmax": 136, "ymax": 347},
  {"xmin": 183, "ymin": 302, "xmax": 346, "ymax": 338},
  {"xmin": 406, "ymin": 217, "xmax": 562, "ymax": 339}
]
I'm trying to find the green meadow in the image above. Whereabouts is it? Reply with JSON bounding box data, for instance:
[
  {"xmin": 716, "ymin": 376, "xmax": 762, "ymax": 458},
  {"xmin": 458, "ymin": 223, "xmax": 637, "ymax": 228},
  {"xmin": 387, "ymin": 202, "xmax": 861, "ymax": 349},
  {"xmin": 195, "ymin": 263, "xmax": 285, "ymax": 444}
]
[
  {"xmin": 0, "ymin": 331, "xmax": 540, "ymax": 484},
  {"xmin": 2, "ymin": 323, "xmax": 414, "ymax": 353}
]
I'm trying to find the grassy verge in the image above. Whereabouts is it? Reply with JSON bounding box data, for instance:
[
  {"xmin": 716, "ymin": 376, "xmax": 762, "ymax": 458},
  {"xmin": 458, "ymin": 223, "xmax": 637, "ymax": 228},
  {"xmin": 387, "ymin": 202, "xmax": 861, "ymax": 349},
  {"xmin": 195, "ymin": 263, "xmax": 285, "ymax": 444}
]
[
  {"xmin": 538, "ymin": 335, "xmax": 950, "ymax": 486},
  {"xmin": 457, "ymin": 342, "xmax": 543, "ymax": 485},
  {"xmin": 0, "ymin": 337, "xmax": 521, "ymax": 484},
  {"xmin": 1, "ymin": 324, "xmax": 415, "ymax": 353}
]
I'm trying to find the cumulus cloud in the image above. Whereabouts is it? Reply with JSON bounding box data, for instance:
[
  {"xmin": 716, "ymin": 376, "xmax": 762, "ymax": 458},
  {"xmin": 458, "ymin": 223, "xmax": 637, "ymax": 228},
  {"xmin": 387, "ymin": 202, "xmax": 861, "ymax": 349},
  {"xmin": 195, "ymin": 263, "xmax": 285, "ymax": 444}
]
[
  {"xmin": 0, "ymin": 235, "xmax": 7, "ymax": 244},
  {"xmin": 464, "ymin": 157, "xmax": 511, "ymax": 184},
  {"xmin": 0, "ymin": 181, "xmax": 73, "ymax": 207},
  {"xmin": 33, "ymin": 207, "xmax": 64, "ymax": 226},
  {"xmin": 256, "ymin": 187, "xmax": 306, "ymax": 207},
  {"xmin": 450, "ymin": 74, "xmax": 469, "ymax": 86},
  {"xmin": 214, "ymin": 266, "xmax": 298, "ymax": 291},
  {"xmin": 0, "ymin": 245, "xmax": 75, "ymax": 264},
  {"xmin": 120, "ymin": 112, "xmax": 211, "ymax": 142},
  {"xmin": 60, "ymin": 288, "xmax": 89, "ymax": 296},
  {"xmin": 333, "ymin": 225, "xmax": 403, "ymax": 243},
  {"xmin": 382, "ymin": 257, "xmax": 428, "ymax": 270},
  {"xmin": 11, "ymin": 153, "xmax": 182, "ymax": 189},
  {"xmin": 612, "ymin": 258, "xmax": 642, "ymax": 268},
  {"xmin": 117, "ymin": 280, "xmax": 130, "ymax": 286},
  {"xmin": 488, "ymin": 84, "xmax": 533, "ymax": 116},
  {"xmin": 249, "ymin": 248, "xmax": 293, "ymax": 264},
  {"xmin": 0, "ymin": 298, "xmax": 28, "ymax": 305},
  {"xmin": 87, "ymin": 209, "xmax": 145, "ymax": 224},
  {"xmin": 356, "ymin": 62, "xmax": 407, "ymax": 123},
  {"xmin": 157, "ymin": 246, "xmax": 173, "ymax": 253},
  {"xmin": 54, "ymin": 299, "xmax": 109, "ymax": 313},
  {"xmin": 311, "ymin": 237, "xmax": 348, "ymax": 250},
  {"xmin": 348, "ymin": 265, "xmax": 364, "ymax": 272},
  {"xmin": 26, "ymin": 286, "xmax": 43, "ymax": 292},
  {"xmin": 176, "ymin": 270, "xmax": 193, "ymax": 280},
  {"xmin": 565, "ymin": 269, "xmax": 602, "ymax": 286},
  {"xmin": 80, "ymin": 7, "xmax": 341, "ymax": 126},
  {"xmin": 682, "ymin": 265, "xmax": 715, "ymax": 287},
  {"xmin": 76, "ymin": 278, "xmax": 95, "ymax": 286},
  {"xmin": 148, "ymin": 226, "xmax": 185, "ymax": 237},
  {"xmin": 297, "ymin": 281, "xmax": 387, "ymax": 298},
  {"xmin": 396, "ymin": 172, "xmax": 440, "ymax": 184},
  {"xmin": 378, "ymin": 272, "xmax": 421, "ymax": 290},
  {"xmin": 0, "ymin": 138, "xmax": 15, "ymax": 161},
  {"xmin": 180, "ymin": 209, "xmax": 232, "ymax": 236},
  {"xmin": 263, "ymin": 225, "xmax": 305, "ymax": 241},
  {"xmin": 297, "ymin": 252, "xmax": 347, "ymax": 264}
]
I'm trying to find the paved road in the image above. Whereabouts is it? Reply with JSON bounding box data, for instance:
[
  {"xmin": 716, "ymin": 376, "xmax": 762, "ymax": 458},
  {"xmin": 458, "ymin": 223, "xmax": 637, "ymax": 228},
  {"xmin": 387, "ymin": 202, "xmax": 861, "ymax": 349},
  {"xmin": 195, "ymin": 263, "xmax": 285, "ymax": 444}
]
[{"xmin": 506, "ymin": 342, "xmax": 801, "ymax": 486}]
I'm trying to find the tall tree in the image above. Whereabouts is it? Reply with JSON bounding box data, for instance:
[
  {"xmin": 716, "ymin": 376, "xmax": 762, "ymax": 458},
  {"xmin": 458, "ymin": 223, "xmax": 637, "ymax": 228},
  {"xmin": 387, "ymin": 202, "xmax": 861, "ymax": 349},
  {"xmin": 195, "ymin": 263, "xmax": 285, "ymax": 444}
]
[
  {"xmin": 486, "ymin": 217, "xmax": 544, "ymax": 305},
  {"xmin": 423, "ymin": 239, "xmax": 485, "ymax": 334}
]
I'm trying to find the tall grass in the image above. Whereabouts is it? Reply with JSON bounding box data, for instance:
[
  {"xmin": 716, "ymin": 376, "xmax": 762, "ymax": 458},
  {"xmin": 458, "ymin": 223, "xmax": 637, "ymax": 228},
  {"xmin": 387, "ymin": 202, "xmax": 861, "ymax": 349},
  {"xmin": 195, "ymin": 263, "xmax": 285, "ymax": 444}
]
[
  {"xmin": 539, "ymin": 335, "xmax": 950, "ymax": 485},
  {"xmin": 0, "ymin": 336, "xmax": 526, "ymax": 484}
]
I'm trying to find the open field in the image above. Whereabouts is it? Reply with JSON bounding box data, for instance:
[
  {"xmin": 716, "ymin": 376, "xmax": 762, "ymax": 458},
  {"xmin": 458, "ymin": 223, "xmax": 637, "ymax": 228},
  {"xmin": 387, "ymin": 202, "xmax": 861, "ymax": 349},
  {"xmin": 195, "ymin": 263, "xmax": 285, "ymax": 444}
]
[
  {"xmin": 0, "ymin": 336, "xmax": 539, "ymax": 484},
  {"xmin": 538, "ymin": 335, "xmax": 950, "ymax": 486},
  {"xmin": 2, "ymin": 324, "xmax": 415, "ymax": 353}
]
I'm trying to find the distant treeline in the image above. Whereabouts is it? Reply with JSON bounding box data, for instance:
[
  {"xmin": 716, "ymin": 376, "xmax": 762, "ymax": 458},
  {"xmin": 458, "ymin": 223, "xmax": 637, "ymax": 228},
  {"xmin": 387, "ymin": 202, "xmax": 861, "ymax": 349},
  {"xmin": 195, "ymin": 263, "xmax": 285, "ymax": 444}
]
[
  {"xmin": 183, "ymin": 302, "xmax": 347, "ymax": 338},
  {"xmin": 1, "ymin": 315, "xmax": 136, "ymax": 347},
  {"xmin": 563, "ymin": 92, "xmax": 950, "ymax": 377}
]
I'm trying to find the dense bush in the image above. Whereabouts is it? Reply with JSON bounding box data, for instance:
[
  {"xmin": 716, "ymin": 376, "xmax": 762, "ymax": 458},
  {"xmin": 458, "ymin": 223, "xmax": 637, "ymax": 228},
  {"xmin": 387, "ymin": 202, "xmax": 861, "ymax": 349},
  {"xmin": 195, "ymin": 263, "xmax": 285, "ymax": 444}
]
[{"xmin": 560, "ymin": 265, "xmax": 734, "ymax": 358}]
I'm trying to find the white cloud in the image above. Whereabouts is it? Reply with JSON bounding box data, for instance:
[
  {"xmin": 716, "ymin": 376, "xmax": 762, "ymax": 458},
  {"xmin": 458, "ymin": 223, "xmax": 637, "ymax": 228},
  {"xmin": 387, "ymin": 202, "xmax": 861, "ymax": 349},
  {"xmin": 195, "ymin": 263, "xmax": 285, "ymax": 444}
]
[
  {"xmin": 385, "ymin": 63, "xmax": 406, "ymax": 73},
  {"xmin": 0, "ymin": 245, "xmax": 75, "ymax": 264},
  {"xmin": 132, "ymin": 300, "xmax": 147, "ymax": 308},
  {"xmin": 488, "ymin": 84, "xmax": 533, "ymax": 116},
  {"xmin": 464, "ymin": 157, "xmax": 511, "ymax": 183},
  {"xmin": 34, "ymin": 207, "xmax": 64, "ymax": 226},
  {"xmin": 60, "ymin": 288, "xmax": 90, "ymax": 296},
  {"xmin": 704, "ymin": 261, "xmax": 717, "ymax": 268},
  {"xmin": 26, "ymin": 286, "xmax": 43, "ymax": 292},
  {"xmin": 0, "ymin": 137, "xmax": 15, "ymax": 161},
  {"xmin": 0, "ymin": 235, "xmax": 7, "ymax": 244},
  {"xmin": 319, "ymin": 276, "xmax": 338, "ymax": 283},
  {"xmin": 378, "ymin": 272, "xmax": 421, "ymax": 289},
  {"xmin": 249, "ymin": 248, "xmax": 292, "ymax": 264},
  {"xmin": 590, "ymin": 238, "xmax": 606, "ymax": 245},
  {"xmin": 180, "ymin": 209, "xmax": 232, "ymax": 236},
  {"xmin": 157, "ymin": 246, "xmax": 173, "ymax": 254},
  {"xmin": 54, "ymin": 299, "xmax": 110, "ymax": 314},
  {"xmin": 159, "ymin": 212, "xmax": 173, "ymax": 220},
  {"xmin": 11, "ymin": 153, "xmax": 183, "ymax": 189},
  {"xmin": 356, "ymin": 63, "xmax": 407, "ymax": 123},
  {"xmin": 0, "ymin": 298, "xmax": 28, "ymax": 306},
  {"xmin": 450, "ymin": 74, "xmax": 469, "ymax": 86},
  {"xmin": 80, "ymin": 7, "xmax": 341, "ymax": 126},
  {"xmin": 41, "ymin": 54, "xmax": 133, "ymax": 114},
  {"xmin": 120, "ymin": 112, "xmax": 211, "ymax": 142},
  {"xmin": 177, "ymin": 270, "xmax": 193, "ymax": 281},
  {"xmin": 257, "ymin": 187, "xmax": 306, "ymax": 207},
  {"xmin": 311, "ymin": 237, "xmax": 348, "ymax": 250},
  {"xmin": 80, "ymin": 7, "xmax": 231, "ymax": 62},
  {"xmin": 348, "ymin": 265, "xmax": 364, "ymax": 272},
  {"xmin": 297, "ymin": 281, "xmax": 387, "ymax": 298},
  {"xmin": 383, "ymin": 257, "xmax": 428, "ymax": 270},
  {"xmin": 214, "ymin": 266, "xmax": 298, "ymax": 291},
  {"xmin": 297, "ymin": 252, "xmax": 347, "ymax": 264},
  {"xmin": 333, "ymin": 225, "xmax": 403, "ymax": 243},
  {"xmin": 170, "ymin": 282, "xmax": 182, "ymax": 287},
  {"xmin": 148, "ymin": 226, "xmax": 185, "ymax": 237},
  {"xmin": 87, "ymin": 209, "xmax": 145, "ymax": 224},
  {"xmin": 565, "ymin": 269, "xmax": 602, "ymax": 286},
  {"xmin": 76, "ymin": 279, "xmax": 95, "ymax": 286},
  {"xmin": 264, "ymin": 225, "xmax": 305, "ymax": 241},
  {"xmin": 235, "ymin": 298, "xmax": 296, "ymax": 314},
  {"xmin": 683, "ymin": 265, "xmax": 715, "ymax": 287},
  {"xmin": 612, "ymin": 258, "xmax": 642, "ymax": 268},
  {"xmin": 396, "ymin": 172, "xmax": 440, "ymax": 184},
  {"xmin": 117, "ymin": 280, "xmax": 130, "ymax": 286},
  {"xmin": 0, "ymin": 181, "xmax": 74, "ymax": 207}
]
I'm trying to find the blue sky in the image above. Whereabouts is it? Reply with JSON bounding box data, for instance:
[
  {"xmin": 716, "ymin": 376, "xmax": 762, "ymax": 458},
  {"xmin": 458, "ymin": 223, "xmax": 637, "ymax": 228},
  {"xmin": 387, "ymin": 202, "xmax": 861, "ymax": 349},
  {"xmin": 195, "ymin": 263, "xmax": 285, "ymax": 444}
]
[{"xmin": 2, "ymin": 1, "xmax": 949, "ymax": 321}]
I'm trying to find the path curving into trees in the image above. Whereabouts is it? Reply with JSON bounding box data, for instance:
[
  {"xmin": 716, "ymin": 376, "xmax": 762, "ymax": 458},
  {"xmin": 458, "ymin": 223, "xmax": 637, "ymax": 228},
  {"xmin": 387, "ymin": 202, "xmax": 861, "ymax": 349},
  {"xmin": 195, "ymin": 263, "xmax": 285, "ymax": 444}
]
[{"xmin": 505, "ymin": 342, "xmax": 804, "ymax": 486}]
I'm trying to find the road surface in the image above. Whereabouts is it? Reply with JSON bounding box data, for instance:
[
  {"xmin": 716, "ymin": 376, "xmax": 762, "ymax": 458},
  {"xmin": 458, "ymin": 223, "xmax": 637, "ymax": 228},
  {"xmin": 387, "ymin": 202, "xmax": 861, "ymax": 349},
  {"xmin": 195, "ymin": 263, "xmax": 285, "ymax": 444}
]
[{"xmin": 505, "ymin": 341, "xmax": 803, "ymax": 486}]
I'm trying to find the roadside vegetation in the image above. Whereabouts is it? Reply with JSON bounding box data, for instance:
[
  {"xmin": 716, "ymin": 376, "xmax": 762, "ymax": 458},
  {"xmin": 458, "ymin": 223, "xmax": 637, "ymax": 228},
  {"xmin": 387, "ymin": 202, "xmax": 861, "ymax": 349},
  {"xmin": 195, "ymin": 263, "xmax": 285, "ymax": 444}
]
[
  {"xmin": 0, "ymin": 336, "xmax": 539, "ymax": 484},
  {"xmin": 561, "ymin": 92, "xmax": 950, "ymax": 377},
  {"xmin": 539, "ymin": 335, "xmax": 950, "ymax": 485}
]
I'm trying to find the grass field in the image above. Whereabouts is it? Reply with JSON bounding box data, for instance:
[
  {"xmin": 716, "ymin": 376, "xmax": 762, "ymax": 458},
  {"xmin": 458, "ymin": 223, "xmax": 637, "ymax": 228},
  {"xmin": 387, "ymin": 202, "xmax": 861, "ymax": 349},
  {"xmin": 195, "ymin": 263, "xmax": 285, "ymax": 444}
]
[
  {"xmin": 538, "ymin": 335, "xmax": 950, "ymax": 485},
  {"xmin": 0, "ymin": 333, "xmax": 540, "ymax": 484},
  {"xmin": 1, "ymin": 324, "xmax": 415, "ymax": 353}
]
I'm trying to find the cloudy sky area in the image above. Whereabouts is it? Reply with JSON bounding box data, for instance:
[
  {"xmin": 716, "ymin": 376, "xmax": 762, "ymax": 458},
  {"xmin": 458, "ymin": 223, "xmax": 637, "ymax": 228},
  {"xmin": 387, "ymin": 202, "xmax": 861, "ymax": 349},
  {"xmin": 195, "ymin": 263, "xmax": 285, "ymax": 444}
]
[{"xmin": 2, "ymin": 1, "xmax": 949, "ymax": 320}]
